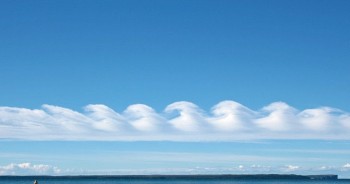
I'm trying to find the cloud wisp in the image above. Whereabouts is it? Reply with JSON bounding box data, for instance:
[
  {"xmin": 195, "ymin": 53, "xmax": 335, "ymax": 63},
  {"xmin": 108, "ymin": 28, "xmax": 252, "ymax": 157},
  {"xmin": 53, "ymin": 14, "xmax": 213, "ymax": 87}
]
[
  {"xmin": 0, "ymin": 101, "xmax": 349, "ymax": 140},
  {"xmin": 1, "ymin": 162, "xmax": 350, "ymax": 176},
  {"xmin": 0, "ymin": 163, "xmax": 60, "ymax": 175}
]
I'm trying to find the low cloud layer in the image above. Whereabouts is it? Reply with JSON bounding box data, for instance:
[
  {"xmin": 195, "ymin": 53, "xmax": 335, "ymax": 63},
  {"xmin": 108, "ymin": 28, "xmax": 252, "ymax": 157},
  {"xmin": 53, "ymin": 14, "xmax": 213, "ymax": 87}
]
[
  {"xmin": 0, "ymin": 163, "xmax": 60, "ymax": 175},
  {"xmin": 1, "ymin": 163, "xmax": 350, "ymax": 176},
  {"xmin": 0, "ymin": 101, "xmax": 349, "ymax": 140}
]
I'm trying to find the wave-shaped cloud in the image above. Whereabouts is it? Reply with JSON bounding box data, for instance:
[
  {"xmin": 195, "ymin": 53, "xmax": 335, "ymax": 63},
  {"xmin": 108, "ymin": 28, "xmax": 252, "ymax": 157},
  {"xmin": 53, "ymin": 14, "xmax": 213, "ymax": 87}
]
[{"xmin": 0, "ymin": 101, "xmax": 349, "ymax": 140}]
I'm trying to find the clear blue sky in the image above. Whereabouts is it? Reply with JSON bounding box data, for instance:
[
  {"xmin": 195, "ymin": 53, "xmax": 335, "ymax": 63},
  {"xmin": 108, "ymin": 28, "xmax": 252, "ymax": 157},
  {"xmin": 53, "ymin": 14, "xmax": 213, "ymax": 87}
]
[
  {"xmin": 1, "ymin": 0, "xmax": 349, "ymax": 111},
  {"xmin": 0, "ymin": 0, "xmax": 350, "ymax": 177}
]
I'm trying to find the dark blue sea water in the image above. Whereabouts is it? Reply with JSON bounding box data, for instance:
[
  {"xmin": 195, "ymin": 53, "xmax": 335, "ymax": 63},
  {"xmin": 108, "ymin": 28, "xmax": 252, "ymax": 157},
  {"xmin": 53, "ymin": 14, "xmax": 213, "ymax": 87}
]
[{"xmin": 1, "ymin": 177, "xmax": 350, "ymax": 184}]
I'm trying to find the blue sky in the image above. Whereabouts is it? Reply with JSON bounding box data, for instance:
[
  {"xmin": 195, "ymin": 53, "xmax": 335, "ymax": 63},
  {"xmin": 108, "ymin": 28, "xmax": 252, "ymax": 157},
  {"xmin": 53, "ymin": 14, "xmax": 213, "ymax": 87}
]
[{"xmin": 0, "ymin": 0, "xmax": 350, "ymax": 177}]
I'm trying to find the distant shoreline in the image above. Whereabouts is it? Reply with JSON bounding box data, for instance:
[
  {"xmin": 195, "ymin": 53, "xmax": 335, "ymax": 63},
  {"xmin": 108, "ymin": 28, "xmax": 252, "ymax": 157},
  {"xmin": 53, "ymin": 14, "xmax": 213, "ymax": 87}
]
[{"xmin": 0, "ymin": 174, "xmax": 339, "ymax": 180}]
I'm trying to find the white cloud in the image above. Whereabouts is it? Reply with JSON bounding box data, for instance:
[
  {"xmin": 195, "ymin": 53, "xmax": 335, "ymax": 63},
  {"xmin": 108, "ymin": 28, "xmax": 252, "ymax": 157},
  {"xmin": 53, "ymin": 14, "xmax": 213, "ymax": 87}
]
[
  {"xmin": 208, "ymin": 101, "xmax": 255, "ymax": 132},
  {"xmin": 165, "ymin": 101, "xmax": 207, "ymax": 132},
  {"xmin": 124, "ymin": 104, "xmax": 166, "ymax": 132},
  {"xmin": 342, "ymin": 163, "xmax": 350, "ymax": 171},
  {"xmin": 238, "ymin": 165, "xmax": 245, "ymax": 170},
  {"xmin": 255, "ymin": 102, "xmax": 298, "ymax": 131},
  {"xmin": 0, "ymin": 163, "xmax": 60, "ymax": 175},
  {"xmin": 282, "ymin": 165, "xmax": 300, "ymax": 172},
  {"xmin": 299, "ymin": 107, "xmax": 334, "ymax": 131},
  {"xmin": 1, "ymin": 163, "xmax": 350, "ymax": 176},
  {"xmin": 0, "ymin": 100, "xmax": 350, "ymax": 140},
  {"xmin": 85, "ymin": 104, "xmax": 126, "ymax": 132},
  {"xmin": 317, "ymin": 166, "xmax": 334, "ymax": 171}
]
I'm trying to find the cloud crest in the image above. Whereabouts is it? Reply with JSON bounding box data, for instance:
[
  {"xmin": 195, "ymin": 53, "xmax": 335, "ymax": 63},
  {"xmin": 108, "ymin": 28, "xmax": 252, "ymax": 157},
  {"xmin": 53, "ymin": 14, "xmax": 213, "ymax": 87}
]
[{"xmin": 0, "ymin": 101, "xmax": 350, "ymax": 140}]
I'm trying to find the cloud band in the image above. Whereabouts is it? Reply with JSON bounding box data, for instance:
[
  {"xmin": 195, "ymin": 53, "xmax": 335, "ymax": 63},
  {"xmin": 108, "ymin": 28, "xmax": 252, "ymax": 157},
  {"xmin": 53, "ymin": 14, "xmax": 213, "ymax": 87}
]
[{"xmin": 0, "ymin": 101, "xmax": 349, "ymax": 140}]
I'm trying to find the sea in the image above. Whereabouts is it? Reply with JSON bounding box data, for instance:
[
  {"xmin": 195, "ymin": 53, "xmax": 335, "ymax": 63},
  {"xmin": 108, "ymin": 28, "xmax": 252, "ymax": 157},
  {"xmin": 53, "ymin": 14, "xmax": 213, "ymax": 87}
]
[{"xmin": 1, "ymin": 177, "xmax": 350, "ymax": 184}]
